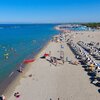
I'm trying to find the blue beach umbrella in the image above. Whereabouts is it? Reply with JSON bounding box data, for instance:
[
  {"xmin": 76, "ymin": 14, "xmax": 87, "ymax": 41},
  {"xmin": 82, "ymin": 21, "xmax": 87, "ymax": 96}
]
[
  {"xmin": 61, "ymin": 45, "xmax": 64, "ymax": 49},
  {"xmin": 95, "ymin": 63, "xmax": 100, "ymax": 67}
]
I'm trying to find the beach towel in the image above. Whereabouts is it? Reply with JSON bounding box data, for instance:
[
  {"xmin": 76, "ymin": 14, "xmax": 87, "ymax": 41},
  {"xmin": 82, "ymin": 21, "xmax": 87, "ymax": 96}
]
[{"xmin": 44, "ymin": 53, "xmax": 49, "ymax": 57}]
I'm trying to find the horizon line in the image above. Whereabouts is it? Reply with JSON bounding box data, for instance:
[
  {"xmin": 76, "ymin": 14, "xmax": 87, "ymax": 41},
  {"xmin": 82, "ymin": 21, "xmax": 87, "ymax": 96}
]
[{"xmin": 0, "ymin": 22, "xmax": 100, "ymax": 24}]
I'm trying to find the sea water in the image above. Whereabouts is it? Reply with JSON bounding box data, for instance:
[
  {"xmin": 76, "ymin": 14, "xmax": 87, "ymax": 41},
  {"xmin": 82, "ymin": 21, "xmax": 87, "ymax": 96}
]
[{"xmin": 0, "ymin": 24, "xmax": 59, "ymax": 85}]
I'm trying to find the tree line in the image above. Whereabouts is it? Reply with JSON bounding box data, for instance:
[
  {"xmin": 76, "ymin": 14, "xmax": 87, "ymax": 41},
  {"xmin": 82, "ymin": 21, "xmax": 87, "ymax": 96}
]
[{"xmin": 81, "ymin": 23, "xmax": 100, "ymax": 28}]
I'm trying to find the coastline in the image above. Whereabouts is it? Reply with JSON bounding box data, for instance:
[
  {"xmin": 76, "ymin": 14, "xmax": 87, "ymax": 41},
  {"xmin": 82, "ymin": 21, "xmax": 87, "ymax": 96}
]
[
  {"xmin": 2, "ymin": 27, "xmax": 100, "ymax": 100},
  {"xmin": 0, "ymin": 24, "xmax": 58, "ymax": 92},
  {"xmin": 0, "ymin": 39, "xmax": 52, "ymax": 96},
  {"xmin": 4, "ymin": 37, "xmax": 61, "ymax": 99}
]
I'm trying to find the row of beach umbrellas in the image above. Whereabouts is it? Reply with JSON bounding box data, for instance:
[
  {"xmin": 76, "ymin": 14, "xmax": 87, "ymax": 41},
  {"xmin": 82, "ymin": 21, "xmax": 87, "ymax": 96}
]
[{"xmin": 67, "ymin": 40, "xmax": 100, "ymax": 86}]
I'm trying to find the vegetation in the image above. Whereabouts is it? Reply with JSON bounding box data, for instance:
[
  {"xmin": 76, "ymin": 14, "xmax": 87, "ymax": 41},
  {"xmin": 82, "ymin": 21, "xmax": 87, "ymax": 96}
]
[{"xmin": 81, "ymin": 23, "xmax": 100, "ymax": 28}]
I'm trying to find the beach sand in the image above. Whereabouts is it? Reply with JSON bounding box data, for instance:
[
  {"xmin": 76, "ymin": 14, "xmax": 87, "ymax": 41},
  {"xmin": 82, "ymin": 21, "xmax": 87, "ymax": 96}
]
[{"xmin": 3, "ymin": 30, "xmax": 100, "ymax": 100}]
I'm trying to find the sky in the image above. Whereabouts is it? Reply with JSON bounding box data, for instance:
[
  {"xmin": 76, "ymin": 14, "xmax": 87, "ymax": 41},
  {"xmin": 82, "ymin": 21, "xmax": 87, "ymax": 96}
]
[{"xmin": 0, "ymin": 0, "xmax": 100, "ymax": 23}]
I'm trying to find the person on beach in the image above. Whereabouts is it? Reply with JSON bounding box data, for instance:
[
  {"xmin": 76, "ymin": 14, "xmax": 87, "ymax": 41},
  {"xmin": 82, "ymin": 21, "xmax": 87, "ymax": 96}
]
[
  {"xmin": 66, "ymin": 56, "xmax": 70, "ymax": 62},
  {"xmin": 14, "ymin": 92, "xmax": 20, "ymax": 98},
  {"xmin": 60, "ymin": 51, "xmax": 64, "ymax": 64},
  {"xmin": 0, "ymin": 95, "xmax": 5, "ymax": 100},
  {"xmin": 50, "ymin": 56, "xmax": 53, "ymax": 64},
  {"xmin": 53, "ymin": 57, "xmax": 57, "ymax": 66},
  {"xmin": 19, "ymin": 66, "xmax": 23, "ymax": 73},
  {"xmin": 61, "ymin": 44, "xmax": 64, "ymax": 49},
  {"xmin": 50, "ymin": 56, "xmax": 57, "ymax": 66}
]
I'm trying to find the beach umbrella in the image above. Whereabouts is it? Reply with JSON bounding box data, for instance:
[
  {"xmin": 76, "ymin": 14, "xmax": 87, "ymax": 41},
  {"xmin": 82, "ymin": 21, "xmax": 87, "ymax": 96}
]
[{"xmin": 95, "ymin": 63, "xmax": 100, "ymax": 67}]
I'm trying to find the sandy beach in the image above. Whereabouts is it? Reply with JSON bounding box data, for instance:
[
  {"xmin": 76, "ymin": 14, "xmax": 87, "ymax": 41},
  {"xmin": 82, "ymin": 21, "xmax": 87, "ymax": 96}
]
[{"xmin": 3, "ymin": 30, "xmax": 100, "ymax": 100}]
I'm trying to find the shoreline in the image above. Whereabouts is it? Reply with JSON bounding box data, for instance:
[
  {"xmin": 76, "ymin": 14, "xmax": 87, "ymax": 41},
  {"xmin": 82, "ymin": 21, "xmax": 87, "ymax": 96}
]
[
  {"xmin": 2, "ymin": 26, "xmax": 100, "ymax": 100},
  {"xmin": 0, "ymin": 39, "xmax": 52, "ymax": 96},
  {"xmin": 0, "ymin": 24, "xmax": 59, "ymax": 95}
]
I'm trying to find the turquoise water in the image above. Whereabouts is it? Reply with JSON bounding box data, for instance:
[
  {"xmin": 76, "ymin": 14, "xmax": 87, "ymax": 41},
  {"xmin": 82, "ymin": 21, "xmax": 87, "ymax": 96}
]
[{"xmin": 0, "ymin": 24, "xmax": 59, "ymax": 84}]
